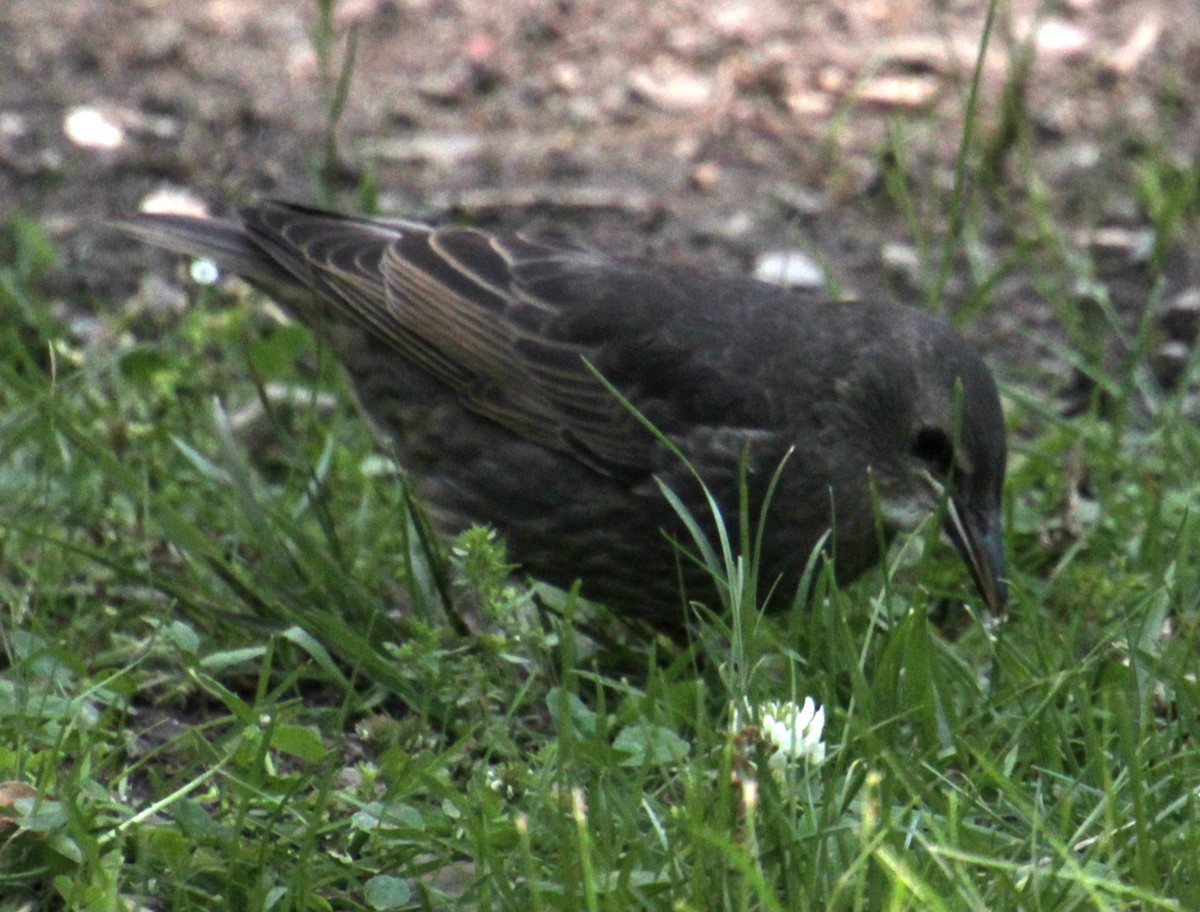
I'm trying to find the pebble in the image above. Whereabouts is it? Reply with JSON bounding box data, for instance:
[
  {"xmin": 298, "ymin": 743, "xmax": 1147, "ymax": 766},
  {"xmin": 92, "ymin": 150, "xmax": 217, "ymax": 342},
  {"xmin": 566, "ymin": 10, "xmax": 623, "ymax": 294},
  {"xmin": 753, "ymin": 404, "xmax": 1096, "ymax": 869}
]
[
  {"xmin": 881, "ymin": 242, "xmax": 921, "ymax": 286},
  {"xmin": 1104, "ymin": 19, "xmax": 1161, "ymax": 77},
  {"xmin": 137, "ymin": 186, "xmax": 210, "ymax": 217},
  {"xmin": 689, "ymin": 161, "xmax": 720, "ymax": 192},
  {"xmin": 753, "ymin": 249, "xmax": 825, "ymax": 289},
  {"xmin": 627, "ymin": 58, "xmax": 713, "ymax": 112},
  {"xmin": 855, "ymin": 75, "xmax": 940, "ymax": 110},
  {"xmin": 1152, "ymin": 340, "xmax": 1192, "ymax": 390},
  {"xmin": 770, "ymin": 183, "xmax": 826, "ymax": 218},
  {"xmin": 1081, "ymin": 226, "xmax": 1155, "ymax": 264},
  {"xmin": 1159, "ymin": 287, "xmax": 1200, "ymax": 344},
  {"xmin": 1027, "ymin": 18, "xmax": 1092, "ymax": 60},
  {"xmin": 63, "ymin": 106, "xmax": 125, "ymax": 151},
  {"xmin": 368, "ymin": 133, "xmax": 483, "ymax": 167}
]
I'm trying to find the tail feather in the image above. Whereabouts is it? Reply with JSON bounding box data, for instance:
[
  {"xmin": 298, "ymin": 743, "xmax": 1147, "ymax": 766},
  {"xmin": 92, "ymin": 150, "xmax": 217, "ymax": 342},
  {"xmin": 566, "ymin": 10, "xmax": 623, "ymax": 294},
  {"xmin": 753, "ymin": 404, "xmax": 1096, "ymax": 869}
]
[{"xmin": 113, "ymin": 213, "xmax": 295, "ymax": 290}]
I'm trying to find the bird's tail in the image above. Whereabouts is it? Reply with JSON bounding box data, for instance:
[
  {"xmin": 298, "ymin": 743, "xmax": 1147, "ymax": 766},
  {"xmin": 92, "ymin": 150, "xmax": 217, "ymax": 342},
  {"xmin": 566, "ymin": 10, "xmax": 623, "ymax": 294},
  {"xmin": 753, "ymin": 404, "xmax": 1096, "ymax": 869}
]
[{"xmin": 113, "ymin": 213, "xmax": 295, "ymax": 290}]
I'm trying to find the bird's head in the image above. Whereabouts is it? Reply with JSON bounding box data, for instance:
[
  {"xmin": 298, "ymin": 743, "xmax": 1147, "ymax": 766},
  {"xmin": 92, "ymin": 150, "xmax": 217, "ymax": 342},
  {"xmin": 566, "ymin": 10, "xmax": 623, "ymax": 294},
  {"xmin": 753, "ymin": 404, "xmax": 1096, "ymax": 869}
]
[{"xmin": 828, "ymin": 311, "xmax": 1008, "ymax": 611}]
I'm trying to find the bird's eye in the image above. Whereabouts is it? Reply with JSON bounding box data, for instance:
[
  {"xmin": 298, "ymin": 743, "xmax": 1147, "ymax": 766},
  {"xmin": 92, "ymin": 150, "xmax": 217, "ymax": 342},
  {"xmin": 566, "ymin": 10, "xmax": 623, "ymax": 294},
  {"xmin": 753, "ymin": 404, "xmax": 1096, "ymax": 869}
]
[{"xmin": 911, "ymin": 426, "xmax": 955, "ymax": 476}]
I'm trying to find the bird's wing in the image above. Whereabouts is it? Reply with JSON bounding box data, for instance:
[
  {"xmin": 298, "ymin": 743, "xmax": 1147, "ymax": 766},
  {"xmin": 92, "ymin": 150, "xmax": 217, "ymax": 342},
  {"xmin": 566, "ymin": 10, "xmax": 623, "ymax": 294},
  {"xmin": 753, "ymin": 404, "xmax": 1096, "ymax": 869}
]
[
  {"xmin": 234, "ymin": 202, "xmax": 793, "ymax": 478},
  {"xmin": 378, "ymin": 225, "xmax": 672, "ymax": 475},
  {"xmin": 129, "ymin": 201, "xmax": 792, "ymax": 478},
  {"xmin": 239, "ymin": 203, "xmax": 485, "ymax": 396}
]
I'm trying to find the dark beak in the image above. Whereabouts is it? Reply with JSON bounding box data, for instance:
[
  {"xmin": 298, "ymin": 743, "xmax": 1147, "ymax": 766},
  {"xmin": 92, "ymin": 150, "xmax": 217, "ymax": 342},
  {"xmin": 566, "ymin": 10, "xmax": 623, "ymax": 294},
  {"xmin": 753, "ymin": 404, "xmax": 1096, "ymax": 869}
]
[{"xmin": 944, "ymin": 501, "xmax": 1007, "ymax": 612}]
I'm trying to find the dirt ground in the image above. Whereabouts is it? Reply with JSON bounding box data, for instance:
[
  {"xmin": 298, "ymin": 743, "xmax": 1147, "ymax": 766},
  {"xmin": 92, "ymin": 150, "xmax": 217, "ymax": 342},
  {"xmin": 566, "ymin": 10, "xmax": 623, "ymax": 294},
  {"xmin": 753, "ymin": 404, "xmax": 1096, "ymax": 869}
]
[{"xmin": 3, "ymin": 0, "xmax": 1200, "ymax": 396}]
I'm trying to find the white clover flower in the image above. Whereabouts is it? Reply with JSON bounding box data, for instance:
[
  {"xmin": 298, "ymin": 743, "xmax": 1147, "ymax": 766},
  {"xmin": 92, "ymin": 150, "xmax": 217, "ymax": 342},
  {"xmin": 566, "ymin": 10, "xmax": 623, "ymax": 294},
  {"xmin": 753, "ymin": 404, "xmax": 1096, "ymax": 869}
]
[
  {"xmin": 759, "ymin": 696, "xmax": 826, "ymax": 774},
  {"xmin": 485, "ymin": 766, "xmax": 505, "ymax": 793}
]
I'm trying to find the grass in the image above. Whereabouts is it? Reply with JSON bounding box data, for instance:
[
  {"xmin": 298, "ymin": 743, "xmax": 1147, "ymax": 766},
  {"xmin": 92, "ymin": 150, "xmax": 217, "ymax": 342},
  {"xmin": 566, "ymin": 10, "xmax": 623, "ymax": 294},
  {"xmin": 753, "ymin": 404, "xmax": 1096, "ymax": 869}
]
[{"xmin": 4, "ymin": 8, "xmax": 1200, "ymax": 912}]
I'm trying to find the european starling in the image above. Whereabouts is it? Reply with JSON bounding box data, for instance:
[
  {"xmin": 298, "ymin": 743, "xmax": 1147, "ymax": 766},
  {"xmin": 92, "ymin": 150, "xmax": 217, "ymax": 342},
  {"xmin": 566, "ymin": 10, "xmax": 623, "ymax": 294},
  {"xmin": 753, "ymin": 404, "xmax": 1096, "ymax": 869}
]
[{"xmin": 119, "ymin": 200, "xmax": 1007, "ymax": 630}]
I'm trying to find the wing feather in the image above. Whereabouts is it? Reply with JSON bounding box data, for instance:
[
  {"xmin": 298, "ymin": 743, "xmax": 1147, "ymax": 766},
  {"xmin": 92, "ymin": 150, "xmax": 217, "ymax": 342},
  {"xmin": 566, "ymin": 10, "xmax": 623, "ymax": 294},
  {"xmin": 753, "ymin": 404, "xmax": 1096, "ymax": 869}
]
[{"xmin": 124, "ymin": 200, "xmax": 783, "ymax": 477}]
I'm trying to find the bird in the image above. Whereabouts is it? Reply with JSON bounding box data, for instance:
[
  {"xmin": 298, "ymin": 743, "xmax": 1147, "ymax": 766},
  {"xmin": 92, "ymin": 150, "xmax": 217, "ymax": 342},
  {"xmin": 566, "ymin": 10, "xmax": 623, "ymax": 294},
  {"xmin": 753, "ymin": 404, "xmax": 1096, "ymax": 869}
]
[{"xmin": 118, "ymin": 199, "xmax": 1008, "ymax": 633}]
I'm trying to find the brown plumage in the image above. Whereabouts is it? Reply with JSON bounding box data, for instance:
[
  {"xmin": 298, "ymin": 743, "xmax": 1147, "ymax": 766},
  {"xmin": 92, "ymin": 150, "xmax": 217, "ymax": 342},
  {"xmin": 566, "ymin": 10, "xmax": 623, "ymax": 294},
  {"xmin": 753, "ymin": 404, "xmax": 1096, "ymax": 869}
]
[{"xmin": 118, "ymin": 200, "xmax": 1008, "ymax": 631}]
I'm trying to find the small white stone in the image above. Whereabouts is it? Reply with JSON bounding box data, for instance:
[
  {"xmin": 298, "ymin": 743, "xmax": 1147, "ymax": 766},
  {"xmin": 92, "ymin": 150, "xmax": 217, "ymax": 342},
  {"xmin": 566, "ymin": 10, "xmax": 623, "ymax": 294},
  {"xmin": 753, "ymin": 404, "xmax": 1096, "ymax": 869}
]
[
  {"xmin": 627, "ymin": 58, "xmax": 713, "ymax": 112},
  {"xmin": 138, "ymin": 186, "xmax": 210, "ymax": 218},
  {"xmin": 881, "ymin": 242, "xmax": 921, "ymax": 283},
  {"xmin": 856, "ymin": 75, "xmax": 940, "ymax": 110},
  {"xmin": 190, "ymin": 259, "xmax": 220, "ymax": 285},
  {"xmin": 1030, "ymin": 18, "xmax": 1091, "ymax": 59},
  {"xmin": 0, "ymin": 111, "xmax": 28, "ymax": 139},
  {"xmin": 753, "ymin": 249, "xmax": 824, "ymax": 289},
  {"xmin": 63, "ymin": 106, "xmax": 125, "ymax": 151}
]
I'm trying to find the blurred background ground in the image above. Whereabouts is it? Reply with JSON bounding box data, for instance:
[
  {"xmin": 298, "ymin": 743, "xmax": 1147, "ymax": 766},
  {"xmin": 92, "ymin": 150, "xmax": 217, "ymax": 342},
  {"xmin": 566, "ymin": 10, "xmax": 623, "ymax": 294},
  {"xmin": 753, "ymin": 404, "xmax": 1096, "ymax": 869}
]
[{"xmin": 2, "ymin": 0, "xmax": 1199, "ymax": 399}]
